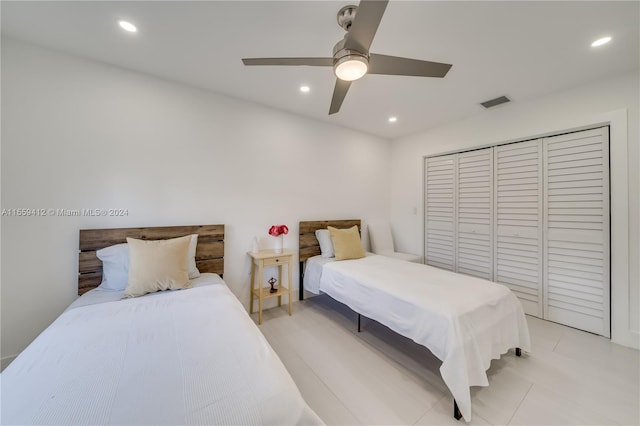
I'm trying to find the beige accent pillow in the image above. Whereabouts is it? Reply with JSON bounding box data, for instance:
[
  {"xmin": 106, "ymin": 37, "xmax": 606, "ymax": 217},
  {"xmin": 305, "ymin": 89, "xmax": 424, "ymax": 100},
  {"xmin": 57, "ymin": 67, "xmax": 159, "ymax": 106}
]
[
  {"xmin": 123, "ymin": 235, "xmax": 192, "ymax": 298},
  {"xmin": 328, "ymin": 225, "xmax": 365, "ymax": 261}
]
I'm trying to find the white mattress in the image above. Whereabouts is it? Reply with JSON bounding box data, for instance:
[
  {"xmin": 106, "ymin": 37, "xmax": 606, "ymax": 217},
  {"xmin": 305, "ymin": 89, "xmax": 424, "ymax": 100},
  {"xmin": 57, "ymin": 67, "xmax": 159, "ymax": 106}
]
[
  {"xmin": 2, "ymin": 274, "xmax": 322, "ymax": 425},
  {"xmin": 303, "ymin": 254, "xmax": 337, "ymax": 294},
  {"xmin": 304, "ymin": 255, "xmax": 530, "ymax": 422},
  {"xmin": 65, "ymin": 273, "xmax": 227, "ymax": 310}
]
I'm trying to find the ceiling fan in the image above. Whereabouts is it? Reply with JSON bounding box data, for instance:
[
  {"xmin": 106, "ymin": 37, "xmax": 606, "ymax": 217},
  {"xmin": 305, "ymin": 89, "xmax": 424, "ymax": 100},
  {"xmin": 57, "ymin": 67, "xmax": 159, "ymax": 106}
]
[{"xmin": 242, "ymin": 0, "xmax": 452, "ymax": 115}]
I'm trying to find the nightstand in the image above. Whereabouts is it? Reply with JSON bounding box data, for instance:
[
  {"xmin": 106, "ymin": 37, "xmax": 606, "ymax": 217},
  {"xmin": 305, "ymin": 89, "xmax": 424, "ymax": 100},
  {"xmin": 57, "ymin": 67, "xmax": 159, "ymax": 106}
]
[{"xmin": 248, "ymin": 249, "xmax": 294, "ymax": 324}]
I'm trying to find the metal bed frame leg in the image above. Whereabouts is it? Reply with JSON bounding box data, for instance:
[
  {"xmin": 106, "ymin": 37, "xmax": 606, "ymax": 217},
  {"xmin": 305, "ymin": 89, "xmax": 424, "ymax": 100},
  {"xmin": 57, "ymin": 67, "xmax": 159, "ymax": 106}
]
[
  {"xmin": 341, "ymin": 336, "xmax": 521, "ymax": 421},
  {"xmin": 449, "ymin": 349, "xmax": 522, "ymax": 422},
  {"xmin": 299, "ymin": 261, "xmax": 304, "ymax": 301},
  {"xmin": 355, "ymin": 321, "xmax": 520, "ymax": 421}
]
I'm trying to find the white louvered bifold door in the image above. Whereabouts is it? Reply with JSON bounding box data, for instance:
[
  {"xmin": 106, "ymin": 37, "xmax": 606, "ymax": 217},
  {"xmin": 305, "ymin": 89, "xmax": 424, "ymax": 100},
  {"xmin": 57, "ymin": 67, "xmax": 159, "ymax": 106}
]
[
  {"xmin": 456, "ymin": 148, "xmax": 493, "ymax": 280},
  {"xmin": 543, "ymin": 127, "xmax": 610, "ymax": 337},
  {"xmin": 494, "ymin": 140, "xmax": 544, "ymax": 317},
  {"xmin": 425, "ymin": 154, "xmax": 457, "ymax": 271}
]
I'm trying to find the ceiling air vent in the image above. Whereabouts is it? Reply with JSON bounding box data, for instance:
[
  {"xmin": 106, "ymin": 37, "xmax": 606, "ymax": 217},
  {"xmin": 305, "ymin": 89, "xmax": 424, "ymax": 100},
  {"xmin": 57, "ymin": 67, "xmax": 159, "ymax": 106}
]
[{"xmin": 480, "ymin": 95, "xmax": 511, "ymax": 109}]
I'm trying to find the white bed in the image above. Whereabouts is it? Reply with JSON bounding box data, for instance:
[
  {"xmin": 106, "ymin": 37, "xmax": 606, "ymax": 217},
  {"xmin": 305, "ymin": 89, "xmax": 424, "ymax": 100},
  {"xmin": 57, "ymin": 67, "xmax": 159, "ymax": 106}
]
[
  {"xmin": 2, "ymin": 273, "xmax": 322, "ymax": 425},
  {"xmin": 303, "ymin": 253, "xmax": 530, "ymax": 422}
]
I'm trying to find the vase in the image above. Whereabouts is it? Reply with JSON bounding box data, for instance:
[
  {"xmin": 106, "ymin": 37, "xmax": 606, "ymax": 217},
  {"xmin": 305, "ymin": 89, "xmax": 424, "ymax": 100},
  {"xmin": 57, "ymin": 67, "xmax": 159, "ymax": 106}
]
[{"xmin": 274, "ymin": 235, "xmax": 283, "ymax": 253}]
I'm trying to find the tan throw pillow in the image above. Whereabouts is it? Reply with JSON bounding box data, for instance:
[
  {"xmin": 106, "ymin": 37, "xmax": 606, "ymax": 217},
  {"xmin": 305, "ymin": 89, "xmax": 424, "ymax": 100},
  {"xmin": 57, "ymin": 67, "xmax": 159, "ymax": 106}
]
[
  {"xmin": 123, "ymin": 235, "xmax": 191, "ymax": 298},
  {"xmin": 328, "ymin": 225, "xmax": 365, "ymax": 261}
]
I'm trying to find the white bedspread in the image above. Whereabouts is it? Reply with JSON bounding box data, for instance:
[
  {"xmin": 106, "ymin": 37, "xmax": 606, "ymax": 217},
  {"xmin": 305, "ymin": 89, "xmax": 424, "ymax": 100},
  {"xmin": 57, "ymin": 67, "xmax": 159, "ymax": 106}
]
[
  {"xmin": 1, "ymin": 275, "xmax": 322, "ymax": 425},
  {"xmin": 306, "ymin": 255, "xmax": 530, "ymax": 422}
]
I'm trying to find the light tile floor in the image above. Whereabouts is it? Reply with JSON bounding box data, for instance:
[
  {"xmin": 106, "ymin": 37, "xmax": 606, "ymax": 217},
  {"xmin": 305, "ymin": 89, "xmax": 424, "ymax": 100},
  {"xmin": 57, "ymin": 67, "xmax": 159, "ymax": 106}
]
[{"xmin": 255, "ymin": 295, "xmax": 640, "ymax": 426}]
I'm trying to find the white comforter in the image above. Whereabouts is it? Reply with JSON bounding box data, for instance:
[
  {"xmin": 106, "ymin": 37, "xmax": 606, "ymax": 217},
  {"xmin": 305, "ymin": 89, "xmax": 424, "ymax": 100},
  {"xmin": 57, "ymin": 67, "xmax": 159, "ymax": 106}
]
[
  {"xmin": 306, "ymin": 255, "xmax": 530, "ymax": 422},
  {"xmin": 1, "ymin": 275, "xmax": 322, "ymax": 425}
]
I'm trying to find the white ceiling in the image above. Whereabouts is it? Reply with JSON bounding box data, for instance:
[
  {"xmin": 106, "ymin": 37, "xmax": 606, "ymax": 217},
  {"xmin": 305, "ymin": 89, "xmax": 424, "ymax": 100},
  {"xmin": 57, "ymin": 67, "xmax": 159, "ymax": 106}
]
[{"xmin": 2, "ymin": 1, "xmax": 638, "ymax": 140}]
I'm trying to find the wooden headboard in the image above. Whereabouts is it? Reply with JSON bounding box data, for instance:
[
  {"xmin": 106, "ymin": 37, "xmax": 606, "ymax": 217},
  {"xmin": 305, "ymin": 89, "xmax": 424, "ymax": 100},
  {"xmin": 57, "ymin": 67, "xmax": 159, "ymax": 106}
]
[
  {"xmin": 299, "ymin": 219, "xmax": 361, "ymax": 262},
  {"xmin": 298, "ymin": 219, "xmax": 360, "ymax": 300},
  {"xmin": 78, "ymin": 224, "xmax": 224, "ymax": 295}
]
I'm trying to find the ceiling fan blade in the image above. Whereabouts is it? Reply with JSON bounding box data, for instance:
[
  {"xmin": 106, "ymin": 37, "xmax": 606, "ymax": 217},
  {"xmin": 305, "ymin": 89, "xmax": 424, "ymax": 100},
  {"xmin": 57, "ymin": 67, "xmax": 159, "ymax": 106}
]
[
  {"xmin": 344, "ymin": 0, "xmax": 389, "ymax": 53},
  {"xmin": 329, "ymin": 79, "xmax": 352, "ymax": 115},
  {"xmin": 368, "ymin": 54, "xmax": 452, "ymax": 78},
  {"xmin": 242, "ymin": 57, "xmax": 333, "ymax": 67}
]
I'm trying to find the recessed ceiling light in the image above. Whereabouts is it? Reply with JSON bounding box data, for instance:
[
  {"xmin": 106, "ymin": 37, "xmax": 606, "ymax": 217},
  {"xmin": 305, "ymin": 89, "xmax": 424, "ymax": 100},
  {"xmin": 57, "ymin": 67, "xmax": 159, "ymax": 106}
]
[
  {"xmin": 591, "ymin": 36, "xmax": 611, "ymax": 47},
  {"xmin": 118, "ymin": 20, "xmax": 137, "ymax": 33},
  {"xmin": 388, "ymin": 116, "xmax": 398, "ymax": 123},
  {"xmin": 300, "ymin": 85, "xmax": 310, "ymax": 93}
]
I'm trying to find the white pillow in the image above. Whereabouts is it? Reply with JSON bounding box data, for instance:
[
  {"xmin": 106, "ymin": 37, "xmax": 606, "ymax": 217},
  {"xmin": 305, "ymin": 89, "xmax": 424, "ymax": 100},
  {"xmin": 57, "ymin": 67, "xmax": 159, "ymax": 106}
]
[
  {"xmin": 315, "ymin": 229, "xmax": 335, "ymax": 258},
  {"xmin": 96, "ymin": 234, "xmax": 200, "ymax": 291},
  {"xmin": 186, "ymin": 234, "xmax": 200, "ymax": 279},
  {"xmin": 96, "ymin": 243, "xmax": 129, "ymax": 291}
]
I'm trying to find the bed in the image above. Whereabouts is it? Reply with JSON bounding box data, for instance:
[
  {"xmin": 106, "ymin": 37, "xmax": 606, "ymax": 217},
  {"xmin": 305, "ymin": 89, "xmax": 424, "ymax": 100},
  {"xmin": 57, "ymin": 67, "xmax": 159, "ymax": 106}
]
[
  {"xmin": 298, "ymin": 220, "xmax": 530, "ymax": 422},
  {"xmin": 1, "ymin": 224, "xmax": 322, "ymax": 425}
]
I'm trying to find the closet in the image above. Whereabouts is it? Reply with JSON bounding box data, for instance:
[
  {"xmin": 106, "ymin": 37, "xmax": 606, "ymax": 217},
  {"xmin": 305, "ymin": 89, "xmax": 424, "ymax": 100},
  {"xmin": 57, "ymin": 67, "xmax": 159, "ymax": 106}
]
[
  {"xmin": 424, "ymin": 127, "xmax": 610, "ymax": 336},
  {"xmin": 543, "ymin": 128, "xmax": 610, "ymax": 336},
  {"xmin": 457, "ymin": 149, "xmax": 493, "ymax": 280},
  {"xmin": 494, "ymin": 140, "xmax": 544, "ymax": 317},
  {"xmin": 424, "ymin": 154, "xmax": 457, "ymax": 271},
  {"xmin": 424, "ymin": 147, "xmax": 494, "ymax": 278}
]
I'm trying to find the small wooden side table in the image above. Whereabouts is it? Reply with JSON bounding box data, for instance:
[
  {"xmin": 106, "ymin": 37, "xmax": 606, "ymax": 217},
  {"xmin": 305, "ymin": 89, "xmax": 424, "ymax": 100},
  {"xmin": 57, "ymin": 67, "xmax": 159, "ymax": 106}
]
[{"xmin": 247, "ymin": 249, "xmax": 295, "ymax": 324}]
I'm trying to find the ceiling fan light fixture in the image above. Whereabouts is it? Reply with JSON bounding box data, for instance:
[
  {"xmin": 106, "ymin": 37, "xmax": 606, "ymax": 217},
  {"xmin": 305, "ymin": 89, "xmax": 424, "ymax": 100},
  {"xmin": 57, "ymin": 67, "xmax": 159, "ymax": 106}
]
[
  {"xmin": 241, "ymin": 1, "xmax": 452, "ymax": 115},
  {"xmin": 334, "ymin": 55, "xmax": 368, "ymax": 81}
]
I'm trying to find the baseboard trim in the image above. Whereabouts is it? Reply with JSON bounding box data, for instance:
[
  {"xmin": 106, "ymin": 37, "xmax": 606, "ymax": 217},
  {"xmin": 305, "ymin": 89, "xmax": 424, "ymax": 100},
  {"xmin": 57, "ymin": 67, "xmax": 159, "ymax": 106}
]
[
  {"xmin": 628, "ymin": 330, "xmax": 640, "ymax": 350},
  {"xmin": 612, "ymin": 328, "xmax": 640, "ymax": 350}
]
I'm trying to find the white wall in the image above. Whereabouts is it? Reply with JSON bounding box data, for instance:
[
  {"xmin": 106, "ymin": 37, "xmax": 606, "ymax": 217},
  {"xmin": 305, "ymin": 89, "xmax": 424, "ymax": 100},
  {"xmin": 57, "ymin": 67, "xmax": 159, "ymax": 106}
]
[
  {"xmin": 0, "ymin": 38, "xmax": 391, "ymax": 364},
  {"xmin": 390, "ymin": 71, "xmax": 639, "ymax": 349}
]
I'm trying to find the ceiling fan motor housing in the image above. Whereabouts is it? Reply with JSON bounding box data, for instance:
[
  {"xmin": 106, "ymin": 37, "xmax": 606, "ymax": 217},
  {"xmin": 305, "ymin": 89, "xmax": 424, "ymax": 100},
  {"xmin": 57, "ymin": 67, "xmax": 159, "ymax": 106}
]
[
  {"xmin": 332, "ymin": 37, "xmax": 368, "ymax": 62},
  {"xmin": 333, "ymin": 6, "xmax": 369, "ymax": 81},
  {"xmin": 332, "ymin": 37, "xmax": 369, "ymax": 81},
  {"xmin": 337, "ymin": 5, "xmax": 358, "ymax": 30}
]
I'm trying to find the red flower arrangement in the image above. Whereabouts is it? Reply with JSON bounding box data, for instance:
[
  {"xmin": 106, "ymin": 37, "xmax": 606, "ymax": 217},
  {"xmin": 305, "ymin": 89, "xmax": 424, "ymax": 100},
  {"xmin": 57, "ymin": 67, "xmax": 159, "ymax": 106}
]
[{"xmin": 268, "ymin": 224, "xmax": 289, "ymax": 237}]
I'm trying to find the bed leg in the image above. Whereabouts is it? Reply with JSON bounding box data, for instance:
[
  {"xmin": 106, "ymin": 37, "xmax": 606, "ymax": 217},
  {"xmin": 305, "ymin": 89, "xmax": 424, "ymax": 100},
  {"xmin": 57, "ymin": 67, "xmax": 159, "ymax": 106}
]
[
  {"xmin": 299, "ymin": 262, "xmax": 304, "ymax": 301},
  {"xmin": 358, "ymin": 314, "xmax": 361, "ymax": 332},
  {"xmin": 516, "ymin": 347, "xmax": 522, "ymax": 357},
  {"xmin": 453, "ymin": 399, "xmax": 462, "ymax": 420}
]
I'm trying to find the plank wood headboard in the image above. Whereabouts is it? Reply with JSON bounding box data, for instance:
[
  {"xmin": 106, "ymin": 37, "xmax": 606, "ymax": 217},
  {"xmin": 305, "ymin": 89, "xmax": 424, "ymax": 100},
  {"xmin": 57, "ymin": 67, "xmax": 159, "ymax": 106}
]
[
  {"xmin": 78, "ymin": 224, "xmax": 224, "ymax": 295},
  {"xmin": 298, "ymin": 219, "xmax": 360, "ymax": 300}
]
